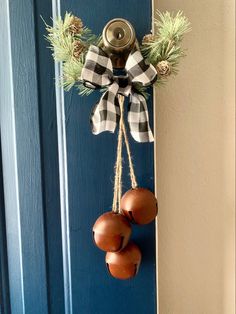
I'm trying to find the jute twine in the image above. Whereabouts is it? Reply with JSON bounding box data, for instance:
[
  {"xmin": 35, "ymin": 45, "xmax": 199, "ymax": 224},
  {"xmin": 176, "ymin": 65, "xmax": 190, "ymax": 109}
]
[{"xmin": 112, "ymin": 95, "xmax": 138, "ymax": 214}]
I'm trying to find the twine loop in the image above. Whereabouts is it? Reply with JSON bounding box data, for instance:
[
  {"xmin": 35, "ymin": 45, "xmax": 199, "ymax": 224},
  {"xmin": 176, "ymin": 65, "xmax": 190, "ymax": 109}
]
[{"xmin": 112, "ymin": 95, "xmax": 138, "ymax": 213}]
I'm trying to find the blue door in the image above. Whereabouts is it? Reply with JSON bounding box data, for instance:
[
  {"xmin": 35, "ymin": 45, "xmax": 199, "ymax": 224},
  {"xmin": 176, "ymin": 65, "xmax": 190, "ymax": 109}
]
[{"xmin": 0, "ymin": 0, "xmax": 157, "ymax": 313}]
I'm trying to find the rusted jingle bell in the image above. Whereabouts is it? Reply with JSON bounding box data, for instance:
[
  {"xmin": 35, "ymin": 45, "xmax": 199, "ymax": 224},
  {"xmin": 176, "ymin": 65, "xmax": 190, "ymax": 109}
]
[
  {"xmin": 121, "ymin": 188, "xmax": 158, "ymax": 225},
  {"xmin": 106, "ymin": 242, "xmax": 142, "ymax": 280},
  {"xmin": 93, "ymin": 212, "xmax": 131, "ymax": 252}
]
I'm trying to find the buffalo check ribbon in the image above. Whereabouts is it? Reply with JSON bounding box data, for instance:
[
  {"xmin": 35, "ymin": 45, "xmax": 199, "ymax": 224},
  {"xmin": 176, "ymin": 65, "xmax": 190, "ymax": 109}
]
[{"xmin": 81, "ymin": 45, "xmax": 157, "ymax": 142}]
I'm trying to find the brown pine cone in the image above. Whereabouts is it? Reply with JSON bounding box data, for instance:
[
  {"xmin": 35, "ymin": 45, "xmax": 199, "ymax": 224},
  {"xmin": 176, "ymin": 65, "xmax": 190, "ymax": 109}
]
[
  {"xmin": 142, "ymin": 34, "xmax": 155, "ymax": 45},
  {"xmin": 156, "ymin": 60, "xmax": 171, "ymax": 77},
  {"xmin": 73, "ymin": 40, "xmax": 85, "ymax": 58},
  {"xmin": 68, "ymin": 16, "xmax": 83, "ymax": 35}
]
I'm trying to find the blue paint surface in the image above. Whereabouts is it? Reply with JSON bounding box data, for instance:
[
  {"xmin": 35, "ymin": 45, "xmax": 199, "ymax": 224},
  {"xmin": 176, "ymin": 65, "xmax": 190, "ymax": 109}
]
[
  {"xmin": 0, "ymin": 0, "xmax": 48, "ymax": 313},
  {"xmin": 60, "ymin": 1, "xmax": 156, "ymax": 313},
  {"xmin": 0, "ymin": 143, "xmax": 10, "ymax": 314},
  {"xmin": 0, "ymin": 0, "xmax": 64, "ymax": 313},
  {"xmin": 34, "ymin": 0, "xmax": 65, "ymax": 312}
]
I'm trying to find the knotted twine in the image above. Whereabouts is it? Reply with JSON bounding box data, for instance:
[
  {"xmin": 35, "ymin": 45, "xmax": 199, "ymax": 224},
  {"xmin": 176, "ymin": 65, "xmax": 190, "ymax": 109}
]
[{"xmin": 112, "ymin": 95, "xmax": 138, "ymax": 214}]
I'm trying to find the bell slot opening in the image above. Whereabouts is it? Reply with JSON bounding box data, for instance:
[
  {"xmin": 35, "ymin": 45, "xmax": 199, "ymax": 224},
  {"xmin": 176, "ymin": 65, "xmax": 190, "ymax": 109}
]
[
  {"xmin": 128, "ymin": 211, "xmax": 136, "ymax": 224},
  {"xmin": 106, "ymin": 263, "xmax": 112, "ymax": 276}
]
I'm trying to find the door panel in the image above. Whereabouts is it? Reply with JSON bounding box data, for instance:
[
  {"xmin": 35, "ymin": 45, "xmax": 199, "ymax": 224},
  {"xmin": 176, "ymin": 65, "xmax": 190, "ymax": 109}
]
[
  {"xmin": 34, "ymin": 0, "xmax": 65, "ymax": 312},
  {"xmin": 0, "ymin": 0, "xmax": 157, "ymax": 313},
  {"xmin": 56, "ymin": 1, "xmax": 157, "ymax": 313}
]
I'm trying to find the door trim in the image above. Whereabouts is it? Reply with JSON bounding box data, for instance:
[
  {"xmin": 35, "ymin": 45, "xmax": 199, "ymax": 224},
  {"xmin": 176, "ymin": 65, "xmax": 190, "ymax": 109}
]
[
  {"xmin": 52, "ymin": 1, "xmax": 73, "ymax": 313},
  {"xmin": 0, "ymin": 0, "xmax": 48, "ymax": 312}
]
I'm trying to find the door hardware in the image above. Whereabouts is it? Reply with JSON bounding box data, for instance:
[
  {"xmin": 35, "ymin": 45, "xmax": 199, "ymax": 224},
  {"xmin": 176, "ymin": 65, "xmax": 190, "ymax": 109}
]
[{"xmin": 102, "ymin": 18, "xmax": 136, "ymax": 68}]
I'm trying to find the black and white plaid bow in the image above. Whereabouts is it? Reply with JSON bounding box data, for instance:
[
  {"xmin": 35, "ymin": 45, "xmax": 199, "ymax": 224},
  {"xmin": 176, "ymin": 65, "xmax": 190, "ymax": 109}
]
[{"xmin": 81, "ymin": 45, "xmax": 157, "ymax": 142}]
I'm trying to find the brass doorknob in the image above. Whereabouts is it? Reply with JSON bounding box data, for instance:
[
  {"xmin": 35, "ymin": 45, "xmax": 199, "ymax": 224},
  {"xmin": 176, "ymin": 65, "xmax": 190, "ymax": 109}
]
[{"xmin": 102, "ymin": 18, "xmax": 136, "ymax": 69}]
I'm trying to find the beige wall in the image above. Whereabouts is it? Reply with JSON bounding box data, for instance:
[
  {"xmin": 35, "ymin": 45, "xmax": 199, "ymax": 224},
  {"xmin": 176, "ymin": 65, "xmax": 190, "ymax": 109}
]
[{"xmin": 154, "ymin": 0, "xmax": 235, "ymax": 313}]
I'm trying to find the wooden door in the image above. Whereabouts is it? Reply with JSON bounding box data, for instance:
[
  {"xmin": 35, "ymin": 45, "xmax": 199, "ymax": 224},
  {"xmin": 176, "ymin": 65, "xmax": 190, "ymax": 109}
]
[{"xmin": 0, "ymin": 0, "xmax": 157, "ymax": 313}]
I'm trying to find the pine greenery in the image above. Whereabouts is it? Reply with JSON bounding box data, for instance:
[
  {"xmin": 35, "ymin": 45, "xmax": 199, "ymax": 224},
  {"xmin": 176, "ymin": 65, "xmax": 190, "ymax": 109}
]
[
  {"xmin": 62, "ymin": 57, "xmax": 84, "ymax": 91},
  {"xmin": 44, "ymin": 13, "xmax": 75, "ymax": 62},
  {"xmin": 44, "ymin": 12, "xmax": 100, "ymax": 94},
  {"xmin": 45, "ymin": 11, "xmax": 190, "ymax": 97},
  {"xmin": 141, "ymin": 10, "xmax": 191, "ymax": 84}
]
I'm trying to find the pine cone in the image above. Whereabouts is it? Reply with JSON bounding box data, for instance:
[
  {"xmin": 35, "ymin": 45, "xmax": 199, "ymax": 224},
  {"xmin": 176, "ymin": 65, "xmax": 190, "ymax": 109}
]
[
  {"xmin": 73, "ymin": 40, "xmax": 85, "ymax": 58},
  {"xmin": 142, "ymin": 34, "xmax": 155, "ymax": 45},
  {"xmin": 68, "ymin": 16, "xmax": 83, "ymax": 35},
  {"xmin": 156, "ymin": 61, "xmax": 171, "ymax": 77}
]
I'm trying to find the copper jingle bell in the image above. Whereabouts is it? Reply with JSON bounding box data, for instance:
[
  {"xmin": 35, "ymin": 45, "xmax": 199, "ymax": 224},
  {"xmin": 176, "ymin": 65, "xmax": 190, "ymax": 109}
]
[
  {"xmin": 106, "ymin": 242, "xmax": 142, "ymax": 280},
  {"xmin": 121, "ymin": 188, "xmax": 158, "ymax": 225},
  {"xmin": 93, "ymin": 212, "xmax": 131, "ymax": 252}
]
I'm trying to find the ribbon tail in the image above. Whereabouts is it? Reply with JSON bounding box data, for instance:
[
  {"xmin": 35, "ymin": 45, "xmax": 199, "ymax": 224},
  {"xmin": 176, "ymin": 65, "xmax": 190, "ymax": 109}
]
[
  {"xmin": 90, "ymin": 88, "xmax": 120, "ymax": 135},
  {"xmin": 127, "ymin": 93, "xmax": 154, "ymax": 143}
]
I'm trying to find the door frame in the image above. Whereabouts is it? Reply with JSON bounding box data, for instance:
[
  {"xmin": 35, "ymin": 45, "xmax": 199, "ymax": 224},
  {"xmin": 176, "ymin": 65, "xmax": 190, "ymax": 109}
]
[{"xmin": 0, "ymin": 1, "xmax": 48, "ymax": 312}]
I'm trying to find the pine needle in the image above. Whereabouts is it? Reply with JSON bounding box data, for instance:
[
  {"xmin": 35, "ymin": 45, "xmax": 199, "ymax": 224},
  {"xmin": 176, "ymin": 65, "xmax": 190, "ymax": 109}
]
[
  {"xmin": 44, "ymin": 12, "xmax": 100, "ymax": 91},
  {"xmin": 62, "ymin": 57, "xmax": 84, "ymax": 90},
  {"xmin": 141, "ymin": 10, "xmax": 191, "ymax": 87}
]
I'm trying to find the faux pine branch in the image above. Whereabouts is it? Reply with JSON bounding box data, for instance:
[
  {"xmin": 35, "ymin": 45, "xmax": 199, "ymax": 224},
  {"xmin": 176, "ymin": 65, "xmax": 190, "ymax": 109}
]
[
  {"xmin": 44, "ymin": 12, "xmax": 99, "ymax": 95},
  {"xmin": 141, "ymin": 10, "xmax": 191, "ymax": 84}
]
